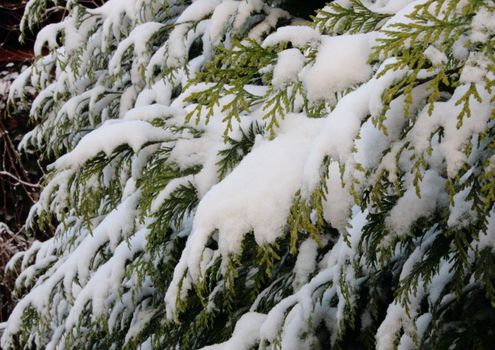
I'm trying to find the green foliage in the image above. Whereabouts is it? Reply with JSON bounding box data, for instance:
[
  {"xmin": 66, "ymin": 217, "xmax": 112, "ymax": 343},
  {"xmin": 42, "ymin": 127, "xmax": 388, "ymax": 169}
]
[
  {"xmin": 185, "ymin": 39, "xmax": 278, "ymax": 137},
  {"xmin": 4, "ymin": 0, "xmax": 495, "ymax": 349},
  {"xmin": 216, "ymin": 122, "xmax": 264, "ymax": 179},
  {"xmin": 313, "ymin": 0, "xmax": 391, "ymax": 35}
]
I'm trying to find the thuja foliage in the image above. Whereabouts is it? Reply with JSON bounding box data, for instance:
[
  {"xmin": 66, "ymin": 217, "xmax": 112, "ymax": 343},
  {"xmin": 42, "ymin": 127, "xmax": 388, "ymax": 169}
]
[{"xmin": 2, "ymin": 0, "xmax": 495, "ymax": 349}]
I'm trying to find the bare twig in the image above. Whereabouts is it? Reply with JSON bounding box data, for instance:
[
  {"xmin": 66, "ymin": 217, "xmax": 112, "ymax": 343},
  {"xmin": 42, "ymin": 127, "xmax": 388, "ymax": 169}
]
[{"xmin": 0, "ymin": 171, "xmax": 40, "ymax": 188}]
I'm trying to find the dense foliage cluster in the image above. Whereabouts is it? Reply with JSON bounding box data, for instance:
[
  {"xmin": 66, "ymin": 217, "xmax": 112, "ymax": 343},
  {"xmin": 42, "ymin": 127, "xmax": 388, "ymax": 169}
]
[
  {"xmin": 1, "ymin": 55, "xmax": 41, "ymax": 325},
  {"xmin": 2, "ymin": 0, "xmax": 495, "ymax": 349}
]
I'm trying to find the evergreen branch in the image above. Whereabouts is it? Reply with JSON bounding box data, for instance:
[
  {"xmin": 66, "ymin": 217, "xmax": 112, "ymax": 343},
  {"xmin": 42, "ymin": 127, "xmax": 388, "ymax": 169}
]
[
  {"xmin": 313, "ymin": 0, "xmax": 391, "ymax": 35},
  {"xmin": 216, "ymin": 122, "xmax": 264, "ymax": 179}
]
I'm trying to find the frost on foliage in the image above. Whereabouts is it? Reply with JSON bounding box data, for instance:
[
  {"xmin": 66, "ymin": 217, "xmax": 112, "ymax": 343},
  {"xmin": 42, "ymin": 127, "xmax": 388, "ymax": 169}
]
[{"xmin": 3, "ymin": 0, "xmax": 495, "ymax": 349}]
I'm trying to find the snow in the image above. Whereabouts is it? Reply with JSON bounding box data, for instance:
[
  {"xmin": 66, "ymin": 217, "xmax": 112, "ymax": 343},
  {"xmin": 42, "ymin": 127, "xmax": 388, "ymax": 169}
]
[
  {"xmin": 53, "ymin": 120, "xmax": 171, "ymax": 169},
  {"xmin": 478, "ymin": 210, "xmax": 495, "ymax": 252},
  {"xmin": 280, "ymin": 304, "xmax": 312, "ymax": 350},
  {"xmin": 28, "ymin": 81, "xmax": 57, "ymax": 119},
  {"xmin": 247, "ymin": 8, "xmax": 290, "ymax": 42},
  {"xmin": 123, "ymin": 104, "xmax": 185, "ymax": 121},
  {"xmin": 399, "ymin": 229, "xmax": 438, "ymax": 281},
  {"xmin": 376, "ymin": 303, "xmax": 406, "ymax": 350},
  {"xmin": 108, "ymin": 22, "xmax": 164, "ymax": 82},
  {"xmin": 150, "ymin": 176, "xmax": 194, "ymax": 213},
  {"xmin": 470, "ymin": 7, "xmax": 495, "ymax": 43},
  {"xmin": 200, "ymin": 312, "xmax": 266, "ymax": 350},
  {"xmin": 322, "ymin": 162, "xmax": 354, "ymax": 234},
  {"xmin": 424, "ymin": 45, "xmax": 447, "ymax": 66},
  {"xmin": 397, "ymin": 334, "xmax": 415, "ymax": 350},
  {"xmin": 447, "ymin": 186, "xmax": 474, "ymax": 228},
  {"xmin": 272, "ymin": 49, "xmax": 306, "ymax": 87},
  {"xmin": 368, "ymin": 0, "xmax": 417, "ymax": 14},
  {"xmin": 452, "ymin": 34, "xmax": 469, "ymax": 61},
  {"xmin": 460, "ymin": 53, "xmax": 491, "ymax": 84},
  {"xmin": 302, "ymin": 60, "xmax": 406, "ymax": 195},
  {"xmin": 65, "ymin": 226, "xmax": 148, "ymax": 329},
  {"xmin": 135, "ymin": 80, "xmax": 173, "ymax": 107},
  {"xmin": 232, "ymin": 0, "xmax": 264, "ymax": 30},
  {"xmin": 34, "ymin": 21, "xmax": 68, "ymax": 55},
  {"xmin": 415, "ymin": 313, "xmax": 432, "ymax": 340},
  {"xmin": 428, "ymin": 258, "xmax": 454, "ymax": 304},
  {"xmin": 208, "ymin": 1, "xmax": 240, "ymax": 45},
  {"xmin": 262, "ymin": 26, "xmax": 320, "ymax": 48},
  {"xmin": 0, "ymin": 69, "xmax": 20, "ymax": 111},
  {"xmin": 377, "ymin": 0, "xmax": 428, "ymax": 35},
  {"xmin": 7, "ymin": 66, "xmax": 31, "ymax": 101},
  {"xmin": 4, "ymin": 0, "xmax": 495, "ymax": 348},
  {"xmin": 194, "ymin": 115, "xmax": 321, "ymax": 252},
  {"xmin": 386, "ymin": 170, "xmax": 447, "ymax": 237},
  {"xmin": 166, "ymin": 115, "xmax": 324, "ymax": 317},
  {"xmin": 176, "ymin": 0, "xmax": 221, "ymax": 24},
  {"xmin": 166, "ymin": 18, "xmax": 210, "ymax": 67},
  {"xmin": 88, "ymin": 0, "xmax": 138, "ymax": 48},
  {"xmin": 2, "ymin": 193, "xmax": 139, "ymax": 346},
  {"xmin": 301, "ymin": 33, "xmax": 375, "ymax": 102},
  {"xmin": 410, "ymin": 83, "xmax": 492, "ymax": 177},
  {"xmin": 292, "ymin": 238, "xmax": 318, "ymax": 291},
  {"xmin": 208, "ymin": 0, "xmax": 264, "ymax": 45}
]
